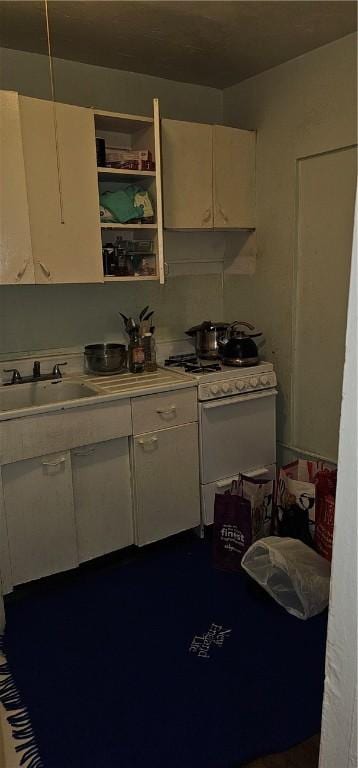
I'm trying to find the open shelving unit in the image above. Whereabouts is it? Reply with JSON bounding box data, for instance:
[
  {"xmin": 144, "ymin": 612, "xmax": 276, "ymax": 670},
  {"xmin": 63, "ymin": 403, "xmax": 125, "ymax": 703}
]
[
  {"xmin": 97, "ymin": 167, "xmax": 156, "ymax": 180},
  {"xmin": 102, "ymin": 274, "xmax": 159, "ymax": 283},
  {"xmin": 100, "ymin": 223, "xmax": 157, "ymax": 230},
  {"xmin": 93, "ymin": 101, "xmax": 164, "ymax": 284}
]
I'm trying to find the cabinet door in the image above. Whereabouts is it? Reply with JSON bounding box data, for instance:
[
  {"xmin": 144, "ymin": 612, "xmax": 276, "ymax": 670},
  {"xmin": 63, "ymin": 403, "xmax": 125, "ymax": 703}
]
[
  {"xmin": 0, "ymin": 587, "xmax": 4, "ymax": 633},
  {"xmin": 2, "ymin": 451, "xmax": 78, "ymax": 585},
  {"xmin": 213, "ymin": 125, "xmax": 256, "ymax": 229},
  {"xmin": 161, "ymin": 118, "xmax": 213, "ymax": 229},
  {"xmin": 19, "ymin": 96, "xmax": 103, "ymax": 284},
  {"xmin": 133, "ymin": 423, "xmax": 200, "ymax": 546},
  {"xmin": 0, "ymin": 469, "xmax": 12, "ymax": 594},
  {"xmin": 71, "ymin": 438, "xmax": 133, "ymax": 562},
  {"xmin": 0, "ymin": 90, "xmax": 34, "ymax": 284}
]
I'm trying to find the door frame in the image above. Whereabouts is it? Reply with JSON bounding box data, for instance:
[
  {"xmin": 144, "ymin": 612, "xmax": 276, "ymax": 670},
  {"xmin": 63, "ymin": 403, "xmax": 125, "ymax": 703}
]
[{"xmin": 318, "ymin": 191, "xmax": 357, "ymax": 768}]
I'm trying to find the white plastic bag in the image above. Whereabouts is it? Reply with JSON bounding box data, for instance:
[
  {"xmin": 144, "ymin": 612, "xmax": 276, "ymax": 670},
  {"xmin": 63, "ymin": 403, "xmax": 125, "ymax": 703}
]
[{"xmin": 241, "ymin": 537, "xmax": 331, "ymax": 620}]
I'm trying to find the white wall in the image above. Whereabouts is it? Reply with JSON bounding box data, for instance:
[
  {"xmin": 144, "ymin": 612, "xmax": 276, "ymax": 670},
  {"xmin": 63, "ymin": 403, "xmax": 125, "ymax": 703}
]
[
  {"xmin": 319, "ymin": 195, "xmax": 357, "ymax": 768},
  {"xmin": 0, "ymin": 47, "xmax": 223, "ymax": 123},
  {"xmin": 0, "ymin": 48, "xmax": 224, "ymax": 354},
  {"xmin": 223, "ymin": 33, "xmax": 357, "ymax": 459},
  {"xmin": 0, "ymin": 273, "xmax": 224, "ymax": 355}
]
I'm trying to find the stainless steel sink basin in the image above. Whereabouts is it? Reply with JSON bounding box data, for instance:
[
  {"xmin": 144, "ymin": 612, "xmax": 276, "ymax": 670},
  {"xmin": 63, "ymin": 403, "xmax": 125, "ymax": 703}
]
[{"xmin": 0, "ymin": 380, "xmax": 99, "ymax": 412}]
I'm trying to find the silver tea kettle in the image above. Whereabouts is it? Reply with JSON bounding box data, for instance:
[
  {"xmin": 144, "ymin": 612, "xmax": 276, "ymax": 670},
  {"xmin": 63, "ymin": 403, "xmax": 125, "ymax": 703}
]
[{"xmin": 219, "ymin": 321, "xmax": 262, "ymax": 366}]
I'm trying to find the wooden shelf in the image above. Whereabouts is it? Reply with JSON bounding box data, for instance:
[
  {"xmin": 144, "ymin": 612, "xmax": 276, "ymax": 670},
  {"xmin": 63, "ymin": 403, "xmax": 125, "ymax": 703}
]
[
  {"xmin": 100, "ymin": 222, "xmax": 157, "ymax": 230},
  {"xmin": 94, "ymin": 109, "xmax": 153, "ymax": 134},
  {"xmin": 98, "ymin": 167, "xmax": 156, "ymax": 180},
  {"xmin": 95, "ymin": 99, "xmax": 164, "ymax": 284},
  {"xmin": 104, "ymin": 275, "xmax": 158, "ymax": 282}
]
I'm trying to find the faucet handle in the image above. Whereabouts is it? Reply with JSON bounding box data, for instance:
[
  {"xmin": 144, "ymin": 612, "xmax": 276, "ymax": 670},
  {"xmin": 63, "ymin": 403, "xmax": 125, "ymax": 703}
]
[
  {"xmin": 52, "ymin": 362, "xmax": 67, "ymax": 378},
  {"xmin": 3, "ymin": 368, "xmax": 22, "ymax": 384},
  {"xmin": 33, "ymin": 360, "xmax": 41, "ymax": 378}
]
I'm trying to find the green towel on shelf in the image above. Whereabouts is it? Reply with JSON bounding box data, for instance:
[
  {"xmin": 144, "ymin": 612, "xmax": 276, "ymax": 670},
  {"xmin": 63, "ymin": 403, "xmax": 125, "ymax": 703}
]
[{"xmin": 99, "ymin": 184, "xmax": 145, "ymax": 224}]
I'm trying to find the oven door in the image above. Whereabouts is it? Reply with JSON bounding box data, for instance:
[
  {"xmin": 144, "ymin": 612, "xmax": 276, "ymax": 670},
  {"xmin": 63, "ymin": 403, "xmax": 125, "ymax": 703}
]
[{"xmin": 199, "ymin": 389, "xmax": 277, "ymax": 485}]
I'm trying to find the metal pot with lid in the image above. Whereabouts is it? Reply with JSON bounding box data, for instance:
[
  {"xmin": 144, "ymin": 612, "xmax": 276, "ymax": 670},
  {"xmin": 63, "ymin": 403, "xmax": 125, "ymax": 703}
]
[
  {"xmin": 185, "ymin": 321, "xmax": 229, "ymax": 359},
  {"xmin": 219, "ymin": 321, "xmax": 262, "ymax": 366}
]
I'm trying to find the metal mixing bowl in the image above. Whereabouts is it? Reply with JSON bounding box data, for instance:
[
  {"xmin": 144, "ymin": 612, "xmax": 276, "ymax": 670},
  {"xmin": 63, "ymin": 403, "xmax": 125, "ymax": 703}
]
[{"xmin": 84, "ymin": 343, "xmax": 127, "ymax": 375}]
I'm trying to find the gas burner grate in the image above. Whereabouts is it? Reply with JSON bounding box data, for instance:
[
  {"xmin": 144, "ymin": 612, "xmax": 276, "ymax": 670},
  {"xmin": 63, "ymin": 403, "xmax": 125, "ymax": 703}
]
[
  {"xmin": 164, "ymin": 354, "xmax": 223, "ymax": 373},
  {"xmin": 184, "ymin": 362, "xmax": 222, "ymax": 373},
  {"xmin": 164, "ymin": 354, "xmax": 198, "ymax": 367},
  {"xmin": 164, "ymin": 354, "xmax": 222, "ymax": 373}
]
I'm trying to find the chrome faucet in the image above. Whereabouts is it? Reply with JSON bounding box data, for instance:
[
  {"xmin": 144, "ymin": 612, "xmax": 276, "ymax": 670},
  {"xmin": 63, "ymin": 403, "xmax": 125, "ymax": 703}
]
[
  {"xmin": 3, "ymin": 361, "xmax": 67, "ymax": 385},
  {"xmin": 3, "ymin": 368, "xmax": 22, "ymax": 384},
  {"xmin": 52, "ymin": 363, "xmax": 67, "ymax": 379}
]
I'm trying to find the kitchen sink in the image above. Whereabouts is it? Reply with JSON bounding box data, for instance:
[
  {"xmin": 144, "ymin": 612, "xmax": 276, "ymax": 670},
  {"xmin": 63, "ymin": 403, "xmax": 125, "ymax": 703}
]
[{"xmin": 0, "ymin": 380, "xmax": 99, "ymax": 412}]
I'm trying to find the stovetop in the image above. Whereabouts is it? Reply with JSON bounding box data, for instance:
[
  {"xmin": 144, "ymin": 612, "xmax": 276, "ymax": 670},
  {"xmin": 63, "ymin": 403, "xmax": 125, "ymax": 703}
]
[
  {"xmin": 164, "ymin": 353, "xmax": 272, "ymax": 380},
  {"xmin": 164, "ymin": 354, "xmax": 221, "ymax": 374},
  {"xmin": 164, "ymin": 353, "xmax": 276, "ymax": 401}
]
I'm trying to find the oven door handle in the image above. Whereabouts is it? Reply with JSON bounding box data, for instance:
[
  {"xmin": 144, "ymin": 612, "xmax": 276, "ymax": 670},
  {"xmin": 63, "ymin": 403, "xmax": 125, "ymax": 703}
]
[{"xmin": 201, "ymin": 388, "xmax": 277, "ymax": 410}]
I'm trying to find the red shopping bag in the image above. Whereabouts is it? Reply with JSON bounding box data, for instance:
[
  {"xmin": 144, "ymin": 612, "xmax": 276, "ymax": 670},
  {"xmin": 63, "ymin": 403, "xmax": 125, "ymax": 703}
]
[
  {"xmin": 275, "ymin": 459, "xmax": 336, "ymax": 536},
  {"xmin": 315, "ymin": 468, "xmax": 337, "ymax": 561}
]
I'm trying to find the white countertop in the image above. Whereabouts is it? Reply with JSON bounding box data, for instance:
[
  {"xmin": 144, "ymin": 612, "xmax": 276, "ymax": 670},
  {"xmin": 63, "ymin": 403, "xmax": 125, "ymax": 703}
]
[
  {"xmin": 0, "ymin": 367, "xmax": 197, "ymax": 422},
  {"xmin": 81, "ymin": 367, "xmax": 194, "ymax": 395}
]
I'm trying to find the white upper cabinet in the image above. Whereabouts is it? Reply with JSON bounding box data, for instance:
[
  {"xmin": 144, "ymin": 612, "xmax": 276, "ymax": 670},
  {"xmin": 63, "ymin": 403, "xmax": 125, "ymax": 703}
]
[
  {"xmin": 161, "ymin": 118, "xmax": 256, "ymax": 230},
  {"xmin": 213, "ymin": 125, "xmax": 256, "ymax": 229},
  {"xmin": 0, "ymin": 90, "xmax": 34, "ymax": 284},
  {"xmin": 19, "ymin": 96, "xmax": 103, "ymax": 284},
  {"xmin": 161, "ymin": 119, "xmax": 213, "ymax": 229}
]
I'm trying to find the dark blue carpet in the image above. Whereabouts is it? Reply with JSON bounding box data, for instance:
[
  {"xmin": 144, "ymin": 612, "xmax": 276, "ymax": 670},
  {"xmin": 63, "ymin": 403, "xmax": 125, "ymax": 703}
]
[{"xmin": 2, "ymin": 533, "xmax": 327, "ymax": 768}]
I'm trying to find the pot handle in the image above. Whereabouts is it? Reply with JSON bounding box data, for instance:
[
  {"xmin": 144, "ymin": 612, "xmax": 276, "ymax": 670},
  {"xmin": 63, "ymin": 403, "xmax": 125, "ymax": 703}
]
[{"xmin": 230, "ymin": 321, "xmax": 262, "ymax": 337}]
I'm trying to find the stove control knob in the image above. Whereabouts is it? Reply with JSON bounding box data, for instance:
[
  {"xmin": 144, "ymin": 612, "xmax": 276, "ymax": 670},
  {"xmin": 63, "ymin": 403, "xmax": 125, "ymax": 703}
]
[
  {"xmin": 250, "ymin": 377, "xmax": 259, "ymax": 388},
  {"xmin": 260, "ymin": 375, "xmax": 269, "ymax": 386},
  {"xmin": 222, "ymin": 383, "xmax": 231, "ymax": 394},
  {"xmin": 210, "ymin": 384, "xmax": 220, "ymax": 395},
  {"xmin": 236, "ymin": 380, "xmax": 245, "ymax": 391}
]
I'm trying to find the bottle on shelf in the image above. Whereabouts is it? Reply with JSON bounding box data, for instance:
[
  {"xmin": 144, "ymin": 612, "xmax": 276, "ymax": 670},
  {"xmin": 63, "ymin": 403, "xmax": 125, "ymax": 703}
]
[
  {"xmin": 96, "ymin": 137, "xmax": 106, "ymax": 167},
  {"xmin": 143, "ymin": 333, "xmax": 157, "ymax": 372},
  {"xmin": 128, "ymin": 331, "xmax": 145, "ymax": 374}
]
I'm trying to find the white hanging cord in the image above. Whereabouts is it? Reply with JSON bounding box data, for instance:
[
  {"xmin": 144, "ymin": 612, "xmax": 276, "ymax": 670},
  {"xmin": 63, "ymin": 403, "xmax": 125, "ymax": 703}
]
[{"xmin": 44, "ymin": 0, "xmax": 65, "ymax": 223}]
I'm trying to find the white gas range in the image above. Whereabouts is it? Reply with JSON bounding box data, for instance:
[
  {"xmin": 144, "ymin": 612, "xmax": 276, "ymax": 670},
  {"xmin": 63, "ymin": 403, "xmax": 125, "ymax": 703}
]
[{"xmin": 164, "ymin": 354, "xmax": 278, "ymax": 526}]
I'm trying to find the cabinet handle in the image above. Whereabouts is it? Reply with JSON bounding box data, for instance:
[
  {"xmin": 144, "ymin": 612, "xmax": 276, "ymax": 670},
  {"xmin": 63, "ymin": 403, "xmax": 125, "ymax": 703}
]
[
  {"xmin": 138, "ymin": 436, "xmax": 158, "ymax": 451},
  {"xmin": 202, "ymin": 208, "xmax": 212, "ymax": 225},
  {"xmin": 42, "ymin": 456, "xmax": 66, "ymax": 467},
  {"xmin": 38, "ymin": 261, "xmax": 51, "ymax": 278},
  {"xmin": 73, "ymin": 447, "xmax": 96, "ymax": 456},
  {"xmin": 156, "ymin": 405, "xmax": 176, "ymax": 416},
  {"xmin": 16, "ymin": 258, "xmax": 29, "ymax": 280},
  {"xmin": 218, "ymin": 205, "xmax": 229, "ymax": 223}
]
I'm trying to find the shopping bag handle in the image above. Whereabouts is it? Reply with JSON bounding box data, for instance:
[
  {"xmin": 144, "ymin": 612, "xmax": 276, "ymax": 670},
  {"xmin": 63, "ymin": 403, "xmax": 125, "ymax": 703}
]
[{"xmin": 224, "ymin": 478, "xmax": 240, "ymax": 495}]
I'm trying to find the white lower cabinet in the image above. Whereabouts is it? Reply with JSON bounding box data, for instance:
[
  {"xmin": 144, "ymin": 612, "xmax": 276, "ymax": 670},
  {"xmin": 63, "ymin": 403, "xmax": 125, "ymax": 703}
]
[
  {"xmin": 71, "ymin": 438, "xmax": 133, "ymax": 562},
  {"xmin": 0, "ymin": 390, "xmax": 200, "ymax": 588},
  {"xmin": 132, "ymin": 422, "xmax": 200, "ymax": 546},
  {"xmin": 2, "ymin": 451, "xmax": 78, "ymax": 585}
]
